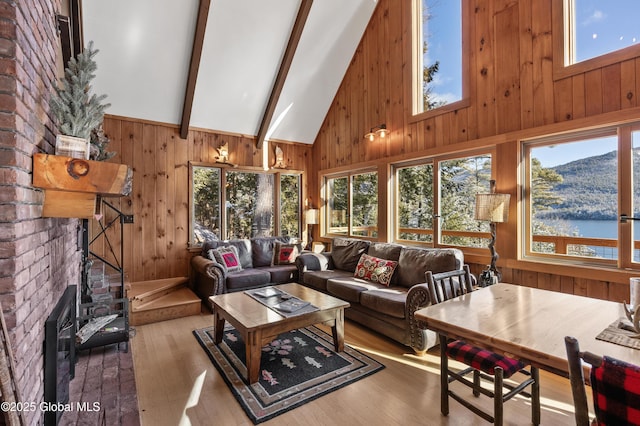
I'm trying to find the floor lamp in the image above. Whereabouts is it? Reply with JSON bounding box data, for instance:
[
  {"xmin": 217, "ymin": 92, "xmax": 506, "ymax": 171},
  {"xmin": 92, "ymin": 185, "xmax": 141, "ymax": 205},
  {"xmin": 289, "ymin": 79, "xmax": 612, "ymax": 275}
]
[
  {"xmin": 305, "ymin": 209, "xmax": 319, "ymax": 250},
  {"xmin": 475, "ymin": 180, "xmax": 510, "ymax": 286}
]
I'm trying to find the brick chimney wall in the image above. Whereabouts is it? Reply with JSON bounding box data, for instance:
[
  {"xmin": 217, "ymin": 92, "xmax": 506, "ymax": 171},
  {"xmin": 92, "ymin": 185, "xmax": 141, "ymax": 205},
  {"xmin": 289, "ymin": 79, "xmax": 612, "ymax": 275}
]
[{"xmin": 0, "ymin": 1, "xmax": 82, "ymax": 425}]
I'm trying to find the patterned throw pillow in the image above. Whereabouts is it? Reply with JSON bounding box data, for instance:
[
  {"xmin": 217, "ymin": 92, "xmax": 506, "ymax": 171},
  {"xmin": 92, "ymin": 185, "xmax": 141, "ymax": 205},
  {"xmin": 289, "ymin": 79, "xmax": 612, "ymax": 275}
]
[
  {"xmin": 353, "ymin": 254, "xmax": 398, "ymax": 286},
  {"xmin": 272, "ymin": 242, "xmax": 300, "ymax": 265},
  {"xmin": 211, "ymin": 246, "xmax": 243, "ymax": 273}
]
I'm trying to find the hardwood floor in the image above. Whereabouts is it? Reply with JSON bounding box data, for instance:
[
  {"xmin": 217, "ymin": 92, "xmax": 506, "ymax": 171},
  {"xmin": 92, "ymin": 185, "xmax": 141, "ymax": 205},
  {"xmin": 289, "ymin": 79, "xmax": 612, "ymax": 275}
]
[{"xmin": 131, "ymin": 311, "xmax": 584, "ymax": 425}]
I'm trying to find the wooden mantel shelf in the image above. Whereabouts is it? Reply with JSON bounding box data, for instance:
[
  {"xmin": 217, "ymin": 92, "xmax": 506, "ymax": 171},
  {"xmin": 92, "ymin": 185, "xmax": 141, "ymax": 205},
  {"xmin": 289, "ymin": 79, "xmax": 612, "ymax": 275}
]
[{"xmin": 33, "ymin": 153, "xmax": 133, "ymax": 218}]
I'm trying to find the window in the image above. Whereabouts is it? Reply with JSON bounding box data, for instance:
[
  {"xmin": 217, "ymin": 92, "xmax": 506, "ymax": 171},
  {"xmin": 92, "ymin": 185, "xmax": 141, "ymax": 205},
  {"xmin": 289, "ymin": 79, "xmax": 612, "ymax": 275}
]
[
  {"xmin": 413, "ymin": 0, "xmax": 464, "ymax": 115},
  {"xmin": 565, "ymin": 0, "xmax": 640, "ymax": 65},
  {"xmin": 324, "ymin": 170, "xmax": 378, "ymax": 238},
  {"xmin": 393, "ymin": 152, "xmax": 492, "ymax": 249},
  {"xmin": 190, "ymin": 165, "xmax": 301, "ymax": 244},
  {"xmin": 280, "ymin": 174, "xmax": 301, "ymax": 238},
  {"xmin": 439, "ymin": 155, "xmax": 492, "ymax": 247},
  {"xmin": 523, "ymin": 125, "xmax": 640, "ymax": 268},
  {"xmin": 396, "ymin": 163, "xmax": 434, "ymax": 242}
]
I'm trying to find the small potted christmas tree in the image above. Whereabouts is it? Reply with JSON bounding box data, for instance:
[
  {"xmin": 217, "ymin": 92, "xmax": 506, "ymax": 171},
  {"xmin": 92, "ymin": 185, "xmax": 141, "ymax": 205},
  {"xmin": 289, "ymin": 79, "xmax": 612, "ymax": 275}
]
[{"xmin": 50, "ymin": 41, "xmax": 110, "ymax": 159}]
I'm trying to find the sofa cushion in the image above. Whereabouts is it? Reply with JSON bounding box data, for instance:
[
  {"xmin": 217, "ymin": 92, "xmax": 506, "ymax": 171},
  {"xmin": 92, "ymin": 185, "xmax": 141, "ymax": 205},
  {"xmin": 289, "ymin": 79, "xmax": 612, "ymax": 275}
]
[
  {"xmin": 271, "ymin": 241, "xmax": 300, "ymax": 265},
  {"xmin": 395, "ymin": 247, "xmax": 459, "ymax": 288},
  {"xmin": 359, "ymin": 287, "xmax": 408, "ymax": 319},
  {"xmin": 210, "ymin": 246, "xmax": 243, "ymax": 273},
  {"xmin": 326, "ymin": 276, "xmax": 382, "ymax": 303},
  {"xmin": 251, "ymin": 237, "xmax": 287, "ymax": 267},
  {"xmin": 301, "ymin": 269, "xmax": 352, "ymax": 292},
  {"xmin": 225, "ymin": 269, "xmax": 271, "ymax": 291},
  {"xmin": 331, "ymin": 238, "xmax": 370, "ymax": 272},
  {"xmin": 354, "ymin": 254, "xmax": 398, "ymax": 286},
  {"xmin": 367, "ymin": 242, "xmax": 403, "ymax": 262},
  {"xmin": 263, "ymin": 265, "xmax": 298, "ymax": 284}
]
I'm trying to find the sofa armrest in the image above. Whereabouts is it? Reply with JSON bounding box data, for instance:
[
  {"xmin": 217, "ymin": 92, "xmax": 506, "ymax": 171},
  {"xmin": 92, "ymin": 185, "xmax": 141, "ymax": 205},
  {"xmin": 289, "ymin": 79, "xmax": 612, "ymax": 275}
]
[
  {"xmin": 296, "ymin": 252, "xmax": 332, "ymax": 284},
  {"xmin": 405, "ymin": 283, "xmax": 437, "ymax": 353},
  {"xmin": 190, "ymin": 255, "xmax": 226, "ymax": 307}
]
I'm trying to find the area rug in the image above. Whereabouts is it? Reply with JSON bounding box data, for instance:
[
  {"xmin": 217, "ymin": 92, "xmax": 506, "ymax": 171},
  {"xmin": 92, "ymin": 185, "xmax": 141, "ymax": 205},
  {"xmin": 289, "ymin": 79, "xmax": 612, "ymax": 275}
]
[{"xmin": 193, "ymin": 324, "xmax": 384, "ymax": 424}]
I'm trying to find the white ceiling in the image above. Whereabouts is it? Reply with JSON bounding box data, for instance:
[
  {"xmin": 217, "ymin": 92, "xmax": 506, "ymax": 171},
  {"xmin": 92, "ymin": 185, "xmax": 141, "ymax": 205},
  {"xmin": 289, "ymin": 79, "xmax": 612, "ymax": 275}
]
[{"xmin": 81, "ymin": 0, "xmax": 377, "ymax": 144}]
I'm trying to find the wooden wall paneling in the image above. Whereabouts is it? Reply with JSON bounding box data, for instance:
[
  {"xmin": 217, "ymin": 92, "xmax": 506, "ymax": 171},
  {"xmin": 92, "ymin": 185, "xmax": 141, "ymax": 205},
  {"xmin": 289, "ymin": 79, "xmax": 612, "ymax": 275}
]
[
  {"xmin": 130, "ymin": 121, "xmax": 145, "ymax": 281},
  {"xmin": 173, "ymin": 132, "xmax": 189, "ymax": 278},
  {"xmin": 530, "ymin": 0, "xmax": 553, "ymax": 127},
  {"xmin": 155, "ymin": 128, "xmax": 169, "ymax": 279},
  {"xmin": 586, "ymin": 278, "xmax": 608, "ymax": 300},
  {"xmin": 571, "ymin": 74, "xmax": 586, "ymax": 120},
  {"xmin": 602, "ymin": 63, "xmax": 622, "ymax": 113},
  {"xmin": 609, "ymin": 280, "xmax": 629, "ymax": 304},
  {"xmin": 389, "ymin": 0, "xmax": 405, "ymax": 156},
  {"xmin": 573, "ymin": 277, "xmax": 589, "ymax": 296},
  {"xmin": 560, "ymin": 275, "xmax": 575, "ymax": 294},
  {"xmin": 422, "ymin": 117, "xmax": 435, "ymax": 150},
  {"xmin": 620, "ymin": 59, "xmax": 637, "ymax": 109},
  {"xmin": 636, "ymin": 58, "xmax": 640, "ymax": 108},
  {"xmin": 518, "ymin": 0, "xmax": 534, "ymax": 129},
  {"xmin": 117, "ymin": 120, "xmax": 135, "ymax": 280},
  {"xmin": 165, "ymin": 131, "xmax": 177, "ymax": 277},
  {"xmin": 493, "ymin": 1, "xmax": 521, "ymax": 134},
  {"xmin": 434, "ymin": 114, "xmax": 445, "ymax": 147},
  {"xmin": 520, "ymin": 269, "xmax": 538, "ymax": 288},
  {"xmin": 474, "ymin": 0, "xmax": 496, "ymax": 138},
  {"xmin": 553, "ymin": 77, "xmax": 573, "ymax": 122},
  {"xmin": 537, "ymin": 272, "xmax": 561, "ymax": 292},
  {"xmin": 584, "ymin": 69, "xmax": 603, "ymax": 117},
  {"xmin": 141, "ymin": 124, "xmax": 158, "ymax": 279}
]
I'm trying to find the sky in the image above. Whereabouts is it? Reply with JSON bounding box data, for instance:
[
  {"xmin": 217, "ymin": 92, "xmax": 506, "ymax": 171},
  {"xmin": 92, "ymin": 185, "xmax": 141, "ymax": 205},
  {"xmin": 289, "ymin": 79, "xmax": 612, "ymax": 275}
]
[{"xmin": 422, "ymin": 0, "xmax": 639, "ymax": 110}]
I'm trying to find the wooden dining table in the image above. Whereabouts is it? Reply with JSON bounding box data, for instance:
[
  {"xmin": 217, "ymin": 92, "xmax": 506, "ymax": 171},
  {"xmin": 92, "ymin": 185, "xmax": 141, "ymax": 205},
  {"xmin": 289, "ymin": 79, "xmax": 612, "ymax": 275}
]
[{"xmin": 415, "ymin": 283, "xmax": 640, "ymax": 376}]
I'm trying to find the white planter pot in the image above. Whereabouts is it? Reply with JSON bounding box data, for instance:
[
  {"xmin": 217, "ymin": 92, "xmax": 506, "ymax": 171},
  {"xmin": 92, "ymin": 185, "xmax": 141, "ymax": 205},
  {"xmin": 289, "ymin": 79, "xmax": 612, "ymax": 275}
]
[{"xmin": 55, "ymin": 134, "xmax": 90, "ymax": 159}]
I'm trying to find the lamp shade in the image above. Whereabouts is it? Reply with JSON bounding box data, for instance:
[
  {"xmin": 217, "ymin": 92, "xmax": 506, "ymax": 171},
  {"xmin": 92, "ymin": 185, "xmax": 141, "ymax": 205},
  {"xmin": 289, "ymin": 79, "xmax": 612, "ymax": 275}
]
[
  {"xmin": 475, "ymin": 193, "xmax": 510, "ymax": 223},
  {"xmin": 305, "ymin": 209, "xmax": 319, "ymax": 225}
]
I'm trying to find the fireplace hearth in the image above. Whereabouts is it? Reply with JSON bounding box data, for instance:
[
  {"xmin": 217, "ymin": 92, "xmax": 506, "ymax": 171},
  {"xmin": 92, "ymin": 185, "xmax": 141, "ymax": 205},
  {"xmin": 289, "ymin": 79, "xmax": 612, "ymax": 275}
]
[{"xmin": 44, "ymin": 285, "xmax": 77, "ymax": 426}]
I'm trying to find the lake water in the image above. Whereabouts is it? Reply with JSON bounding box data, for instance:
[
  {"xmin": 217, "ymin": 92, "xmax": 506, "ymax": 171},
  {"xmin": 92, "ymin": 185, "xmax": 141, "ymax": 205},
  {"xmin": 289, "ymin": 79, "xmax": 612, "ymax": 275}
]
[{"xmin": 568, "ymin": 219, "xmax": 640, "ymax": 240}]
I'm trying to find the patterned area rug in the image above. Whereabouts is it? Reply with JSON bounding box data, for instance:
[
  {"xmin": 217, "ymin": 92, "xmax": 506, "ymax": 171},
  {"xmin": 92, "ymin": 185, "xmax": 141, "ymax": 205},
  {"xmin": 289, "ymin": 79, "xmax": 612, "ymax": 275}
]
[{"xmin": 193, "ymin": 324, "xmax": 384, "ymax": 424}]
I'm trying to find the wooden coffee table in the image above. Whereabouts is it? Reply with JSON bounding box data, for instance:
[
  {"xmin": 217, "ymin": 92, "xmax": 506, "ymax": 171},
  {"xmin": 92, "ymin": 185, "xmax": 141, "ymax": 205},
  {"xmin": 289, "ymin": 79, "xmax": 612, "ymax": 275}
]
[{"xmin": 209, "ymin": 283, "xmax": 350, "ymax": 384}]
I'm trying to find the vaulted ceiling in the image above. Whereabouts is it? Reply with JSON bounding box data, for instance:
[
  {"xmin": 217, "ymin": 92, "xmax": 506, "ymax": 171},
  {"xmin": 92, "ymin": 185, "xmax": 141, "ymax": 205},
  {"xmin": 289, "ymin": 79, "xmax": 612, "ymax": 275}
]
[{"xmin": 81, "ymin": 0, "xmax": 378, "ymax": 145}]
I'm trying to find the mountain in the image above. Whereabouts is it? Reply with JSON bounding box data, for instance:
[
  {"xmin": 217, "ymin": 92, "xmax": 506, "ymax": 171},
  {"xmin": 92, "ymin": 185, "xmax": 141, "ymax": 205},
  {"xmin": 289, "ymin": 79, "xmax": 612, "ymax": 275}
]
[{"xmin": 536, "ymin": 148, "xmax": 640, "ymax": 220}]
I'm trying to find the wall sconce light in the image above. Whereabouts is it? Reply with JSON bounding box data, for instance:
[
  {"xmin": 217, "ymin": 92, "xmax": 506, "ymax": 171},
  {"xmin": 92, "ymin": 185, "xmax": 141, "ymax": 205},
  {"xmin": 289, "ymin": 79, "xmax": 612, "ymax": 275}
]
[
  {"xmin": 215, "ymin": 142, "xmax": 237, "ymax": 167},
  {"xmin": 364, "ymin": 124, "xmax": 387, "ymax": 141},
  {"xmin": 475, "ymin": 179, "xmax": 510, "ymax": 286}
]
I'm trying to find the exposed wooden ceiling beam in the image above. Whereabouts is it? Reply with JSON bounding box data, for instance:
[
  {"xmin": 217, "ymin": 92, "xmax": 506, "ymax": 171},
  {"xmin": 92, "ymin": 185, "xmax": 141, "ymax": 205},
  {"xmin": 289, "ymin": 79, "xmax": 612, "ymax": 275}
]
[
  {"xmin": 180, "ymin": 0, "xmax": 211, "ymax": 140},
  {"xmin": 255, "ymin": 0, "xmax": 313, "ymax": 149}
]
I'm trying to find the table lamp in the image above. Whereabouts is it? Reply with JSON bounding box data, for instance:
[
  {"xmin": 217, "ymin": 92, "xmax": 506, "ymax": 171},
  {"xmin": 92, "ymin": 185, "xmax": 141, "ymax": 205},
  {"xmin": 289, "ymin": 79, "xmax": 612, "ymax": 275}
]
[
  {"xmin": 305, "ymin": 208, "xmax": 319, "ymax": 250},
  {"xmin": 475, "ymin": 180, "xmax": 510, "ymax": 286}
]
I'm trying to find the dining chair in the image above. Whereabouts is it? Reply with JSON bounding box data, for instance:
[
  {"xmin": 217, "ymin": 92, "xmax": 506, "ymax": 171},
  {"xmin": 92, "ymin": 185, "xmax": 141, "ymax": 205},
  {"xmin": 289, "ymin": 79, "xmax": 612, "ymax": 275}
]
[
  {"xmin": 565, "ymin": 336, "xmax": 640, "ymax": 426},
  {"xmin": 426, "ymin": 265, "xmax": 540, "ymax": 425}
]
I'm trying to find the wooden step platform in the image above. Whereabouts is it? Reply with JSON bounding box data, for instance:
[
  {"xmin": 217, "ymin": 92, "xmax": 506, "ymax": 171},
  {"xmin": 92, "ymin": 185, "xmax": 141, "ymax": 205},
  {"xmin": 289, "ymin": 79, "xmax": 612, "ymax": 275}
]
[{"xmin": 128, "ymin": 277, "xmax": 201, "ymax": 326}]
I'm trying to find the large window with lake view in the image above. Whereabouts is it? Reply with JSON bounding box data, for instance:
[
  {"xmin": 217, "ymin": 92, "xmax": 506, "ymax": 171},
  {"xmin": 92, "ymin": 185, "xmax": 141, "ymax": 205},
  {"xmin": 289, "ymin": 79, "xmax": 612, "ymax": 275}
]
[{"xmin": 523, "ymin": 124, "xmax": 640, "ymax": 267}]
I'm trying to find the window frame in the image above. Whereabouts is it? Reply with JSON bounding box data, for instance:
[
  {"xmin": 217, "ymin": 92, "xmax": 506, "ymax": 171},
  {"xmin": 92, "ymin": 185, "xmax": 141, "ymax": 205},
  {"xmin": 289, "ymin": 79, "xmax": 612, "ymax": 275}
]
[
  {"xmin": 552, "ymin": 0, "xmax": 640, "ymax": 80},
  {"xmin": 321, "ymin": 168, "xmax": 379, "ymax": 240},
  {"xmin": 408, "ymin": 0, "xmax": 471, "ymax": 121},
  {"xmin": 188, "ymin": 162, "xmax": 303, "ymax": 246},
  {"xmin": 521, "ymin": 124, "xmax": 638, "ymax": 268},
  {"xmin": 390, "ymin": 148, "xmax": 495, "ymax": 254}
]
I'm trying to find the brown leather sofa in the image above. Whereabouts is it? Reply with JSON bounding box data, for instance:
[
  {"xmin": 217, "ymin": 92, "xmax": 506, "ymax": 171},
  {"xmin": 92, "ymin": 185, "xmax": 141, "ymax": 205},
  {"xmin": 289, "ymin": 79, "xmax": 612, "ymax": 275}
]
[
  {"xmin": 190, "ymin": 236, "xmax": 299, "ymax": 309},
  {"xmin": 295, "ymin": 237, "xmax": 469, "ymax": 353}
]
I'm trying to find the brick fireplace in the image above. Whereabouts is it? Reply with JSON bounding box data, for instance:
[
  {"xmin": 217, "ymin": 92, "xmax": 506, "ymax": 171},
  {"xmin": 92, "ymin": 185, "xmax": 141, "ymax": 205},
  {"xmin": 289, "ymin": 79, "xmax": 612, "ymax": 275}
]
[{"xmin": 0, "ymin": 1, "xmax": 84, "ymax": 425}]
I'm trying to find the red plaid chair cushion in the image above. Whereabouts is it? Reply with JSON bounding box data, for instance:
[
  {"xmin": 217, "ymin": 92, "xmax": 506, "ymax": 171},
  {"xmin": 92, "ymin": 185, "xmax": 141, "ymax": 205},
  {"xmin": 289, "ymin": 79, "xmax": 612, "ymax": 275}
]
[
  {"xmin": 446, "ymin": 340, "xmax": 525, "ymax": 378},
  {"xmin": 591, "ymin": 355, "xmax": 640, "ymax": 425}
]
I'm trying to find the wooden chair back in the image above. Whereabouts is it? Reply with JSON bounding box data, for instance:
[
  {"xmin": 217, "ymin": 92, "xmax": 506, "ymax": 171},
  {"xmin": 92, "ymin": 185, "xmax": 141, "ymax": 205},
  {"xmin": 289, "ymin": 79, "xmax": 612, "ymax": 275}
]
[{"xmin": 426, "ymin": 264, "xmax": 474, "ymax": 305}]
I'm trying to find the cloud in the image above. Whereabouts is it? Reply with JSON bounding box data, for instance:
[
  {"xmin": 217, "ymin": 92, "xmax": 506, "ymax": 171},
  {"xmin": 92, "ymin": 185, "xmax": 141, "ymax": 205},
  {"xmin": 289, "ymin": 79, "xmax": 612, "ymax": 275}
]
[{"xmin": 582, "ymin": 10, "xmax": 605, "ymax": 26}]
